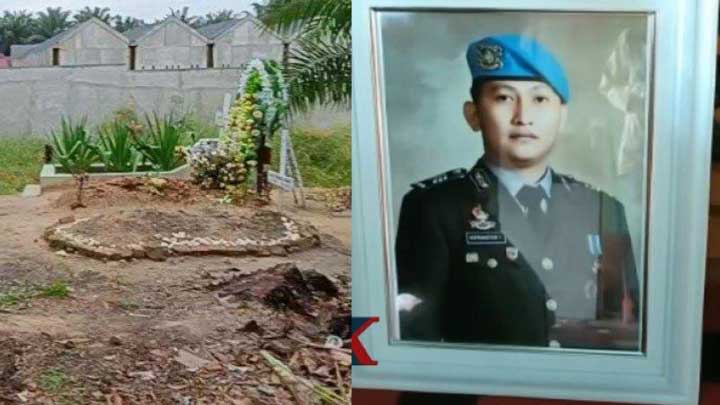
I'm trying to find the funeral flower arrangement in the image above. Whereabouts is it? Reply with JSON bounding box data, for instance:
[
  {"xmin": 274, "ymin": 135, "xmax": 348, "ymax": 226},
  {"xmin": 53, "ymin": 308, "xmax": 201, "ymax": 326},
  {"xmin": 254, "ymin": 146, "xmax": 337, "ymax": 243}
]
[{"xmin": 186, "ymin": 59, "xmax": 289, "ymax": 193}]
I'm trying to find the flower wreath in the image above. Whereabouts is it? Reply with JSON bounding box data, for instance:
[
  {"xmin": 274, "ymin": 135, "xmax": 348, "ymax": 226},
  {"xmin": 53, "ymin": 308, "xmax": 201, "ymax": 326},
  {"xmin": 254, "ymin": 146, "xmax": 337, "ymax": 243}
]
[{"xmin": 186, "ymin": 59, "xmax": 289, "ymax": 193}]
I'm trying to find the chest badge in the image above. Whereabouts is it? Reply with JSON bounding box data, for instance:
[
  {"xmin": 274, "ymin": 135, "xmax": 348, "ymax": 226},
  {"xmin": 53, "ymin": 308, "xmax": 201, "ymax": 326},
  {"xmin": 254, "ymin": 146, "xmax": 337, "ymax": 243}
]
[
  {"xmin": 465, "ymin": 252, "xmax": 479, "ymax": 263},
  {"xmin": 470, "ymin": 204, "xmax": 496, "ymax": 230}
]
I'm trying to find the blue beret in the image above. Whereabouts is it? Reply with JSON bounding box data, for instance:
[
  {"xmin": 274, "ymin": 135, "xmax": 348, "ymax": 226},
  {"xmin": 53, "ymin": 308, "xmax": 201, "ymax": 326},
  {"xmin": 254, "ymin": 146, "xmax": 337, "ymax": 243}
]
[{"xmin": 466, "ymin": 34, "xmax": 570, "ymax": 103}]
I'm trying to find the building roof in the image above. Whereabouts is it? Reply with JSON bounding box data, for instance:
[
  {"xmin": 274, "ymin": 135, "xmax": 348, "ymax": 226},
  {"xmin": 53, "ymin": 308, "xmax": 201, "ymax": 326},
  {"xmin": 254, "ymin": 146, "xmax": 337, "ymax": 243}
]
[
  {"xmin": 197, "ymin": 19, "xmax": 242, "ymax": 39},
  {"xmin": 23, "ymin": 26, "xmax": 78, "ymax": 57},
  {"xmin": 127, "ymin": 16, "xmax": 208, "ymax": 45},
  {"xmin": 10, "ymin": 44, "xmax": 38, "ymax": 59},
  {"xmin": 199, "ymin": 13, "xmax": 284, "ymax": 43},
  {"xmin": 124, "ymin": 24, "xmax": 157, "ymax": 43},
  {"xmin": 12, "ymin": 18, "xmax": 128, "ymax": 59}
]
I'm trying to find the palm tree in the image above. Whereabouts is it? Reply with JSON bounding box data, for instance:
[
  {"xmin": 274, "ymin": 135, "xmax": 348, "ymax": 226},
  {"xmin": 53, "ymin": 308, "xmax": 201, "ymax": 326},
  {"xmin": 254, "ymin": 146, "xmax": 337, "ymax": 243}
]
[
  {"xmin": 167, "ymin": 7, "xmax": 200, "ymax": 27},
  {"xmin": 35, "ymin": 7, "xmax": 72, "ymax": 41},
  {"xmin": 74, "ymin": 6, "xmax": 112, "ymax": 24},
  {"xmin": 0, "ymin": 10, "xmax": 39, "ymax": 56},
  {"xmin": 254, "ymin": 0, "xmax": 350, "ymax": 37},
  {"xmin": 113, "ymin": 15, "xmax": 144, "ymax": 33},
  {"xmin": 203, "ymin": 10, "xmax": 237, "ymax": 25},
  {"xmin": 253, "ymin": 0, "xmax": 351, "ymax": 112}
]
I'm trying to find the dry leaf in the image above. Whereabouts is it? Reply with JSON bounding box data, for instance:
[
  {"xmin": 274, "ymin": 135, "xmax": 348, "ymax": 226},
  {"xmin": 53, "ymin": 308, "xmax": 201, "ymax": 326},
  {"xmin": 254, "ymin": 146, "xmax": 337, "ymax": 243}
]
[
  {"xmin": 175, "ymin": 349, "xmax": 211, "ymax": 372},
  {"xmin": 330, "ymin": 351, "xmax": 351, "ymax": 367}
]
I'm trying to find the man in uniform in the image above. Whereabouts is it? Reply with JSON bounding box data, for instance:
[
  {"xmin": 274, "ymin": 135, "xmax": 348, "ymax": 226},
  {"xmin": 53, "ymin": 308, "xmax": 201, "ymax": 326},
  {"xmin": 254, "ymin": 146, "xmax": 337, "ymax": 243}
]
[
  {"xmin": 396, "ymin": 33, "xmax": 639, "ymax": 350},
  {"xmin": 395, "ymin": 32, "xmax": 640, "ymax": 405}
]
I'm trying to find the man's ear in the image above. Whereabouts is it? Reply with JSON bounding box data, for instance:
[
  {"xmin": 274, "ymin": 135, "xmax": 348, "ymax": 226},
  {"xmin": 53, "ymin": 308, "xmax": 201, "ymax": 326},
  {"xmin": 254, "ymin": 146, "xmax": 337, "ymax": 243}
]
[{"xmin": 464, "ymin": 101, "xmax": 482, "ymax": 131}]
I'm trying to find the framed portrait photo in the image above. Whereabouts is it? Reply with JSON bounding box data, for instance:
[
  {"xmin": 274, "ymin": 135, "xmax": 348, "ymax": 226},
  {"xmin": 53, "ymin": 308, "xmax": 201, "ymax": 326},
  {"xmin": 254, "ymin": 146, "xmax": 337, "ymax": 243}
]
[{"xmin": 351, "ymin": 0, "xmax": 718, "ymax": 404}]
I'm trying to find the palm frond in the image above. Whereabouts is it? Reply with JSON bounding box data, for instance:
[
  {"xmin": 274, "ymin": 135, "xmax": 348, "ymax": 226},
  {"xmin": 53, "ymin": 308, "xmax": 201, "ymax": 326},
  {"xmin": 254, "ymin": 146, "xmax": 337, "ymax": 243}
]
[
  {"xmin": 285, "ymin": 34, "xmax": 351, "ymax": 112},
  {"xmin": 253, "ymin": 0, "xmax": 350, "ymax": 37}
]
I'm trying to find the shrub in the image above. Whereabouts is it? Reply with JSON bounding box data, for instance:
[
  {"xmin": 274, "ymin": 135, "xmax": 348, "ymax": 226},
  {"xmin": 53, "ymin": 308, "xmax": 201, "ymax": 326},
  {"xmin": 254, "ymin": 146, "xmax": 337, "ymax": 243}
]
[
  {"xmin": 133, "ymin": 113, "xmax": 189, "ymax": 171},
  {"xmin": 50, "ymin": 117, "xmax": 99, "ymax": 175},
  {"xmin": 98, "ymin": 121, "xmax": 142, "ymax": 172},
  {"xmin": 50, "ymin": 117, "xmax": 100, "ymax": 208}
]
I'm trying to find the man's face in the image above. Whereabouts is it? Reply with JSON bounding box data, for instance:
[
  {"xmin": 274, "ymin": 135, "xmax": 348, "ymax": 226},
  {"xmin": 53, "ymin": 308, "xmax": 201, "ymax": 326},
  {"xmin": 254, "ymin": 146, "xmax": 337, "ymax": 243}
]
[{"xmin": 463, "ymin": 80, "xmax": 567, "ymax": 169}]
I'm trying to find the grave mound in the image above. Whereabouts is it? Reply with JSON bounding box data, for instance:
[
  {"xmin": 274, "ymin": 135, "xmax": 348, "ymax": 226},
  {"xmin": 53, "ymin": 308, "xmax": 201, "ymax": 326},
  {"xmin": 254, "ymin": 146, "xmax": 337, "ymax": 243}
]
[{"xmin": 44, "ymin": 208, "xmax": 321, "ymax": 261}]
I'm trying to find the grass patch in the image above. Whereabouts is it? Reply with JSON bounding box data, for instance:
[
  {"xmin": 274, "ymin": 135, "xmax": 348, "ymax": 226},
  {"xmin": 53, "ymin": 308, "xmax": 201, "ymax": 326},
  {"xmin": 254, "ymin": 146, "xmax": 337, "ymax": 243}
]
[
  {"xmin": 118, "ymin": 298, "xmax": 140, "ymax": 311},
  {"xmin": 0, "ymin": 136, "xmax": 46, "ymax": 195},
  {"xmin": 38, "ymin": 368, "xmax": 70, "ymax": 393},
  {"xmin": 0, "ymin": 285, "xmax": 38, "ymax": 310},
  {"xmin": 38, "ymin": 281, "xmax": 71, "ymax": 298},
  {"xmin": 0, "ymin": 280, "xmax": 71, "ymax": 310},
  {"xmin": 180, "ymin": 113, "xmax": 220, "ymax": 140},
  {"xmin": 271, "ymin": 124, "xmax": 351, "ymax": 188}
]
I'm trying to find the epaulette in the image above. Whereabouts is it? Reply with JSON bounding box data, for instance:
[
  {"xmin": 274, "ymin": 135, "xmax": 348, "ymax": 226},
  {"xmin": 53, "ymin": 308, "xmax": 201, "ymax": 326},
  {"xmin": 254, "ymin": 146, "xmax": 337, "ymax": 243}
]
[
  {"xmin": 411, "ymin": 168, "xmax": 467, "ymax": 190},
  {"xmin": 557, "ymin": 173, "xmax": 601, "ymax": 193}
]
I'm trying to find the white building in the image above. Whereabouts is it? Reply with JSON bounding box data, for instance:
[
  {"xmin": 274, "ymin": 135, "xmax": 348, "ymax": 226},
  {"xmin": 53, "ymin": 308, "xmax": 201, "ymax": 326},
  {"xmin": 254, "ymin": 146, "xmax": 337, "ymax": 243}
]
[
  {"xmin": 11, "ymin": 18, "xmax": 129, "ymax": 67},
  {"xmin": 126, "ymin": 16, "xmax": 209, "ymax": 70},
  {"xmin": 198, "ymin": 13, "xmax": 285, "ymax": 68},
  {"xmin": 10, "ymin": 14, "xmax": 285, "ymax": 70}
]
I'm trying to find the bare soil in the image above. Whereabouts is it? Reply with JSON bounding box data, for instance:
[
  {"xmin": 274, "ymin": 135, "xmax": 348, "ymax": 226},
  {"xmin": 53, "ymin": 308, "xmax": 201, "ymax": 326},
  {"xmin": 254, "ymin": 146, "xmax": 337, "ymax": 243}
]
[{"xmin": 0, "ymin": 179, "xmax": 351, "ymax": 405}]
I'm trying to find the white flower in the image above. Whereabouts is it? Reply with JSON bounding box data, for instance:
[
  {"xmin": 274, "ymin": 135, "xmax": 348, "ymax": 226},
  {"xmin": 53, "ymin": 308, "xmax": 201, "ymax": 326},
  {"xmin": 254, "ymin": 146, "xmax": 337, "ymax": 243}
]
[{"xmin": 253, "ymin": 111, "xmax": 263, "ymax": 119}]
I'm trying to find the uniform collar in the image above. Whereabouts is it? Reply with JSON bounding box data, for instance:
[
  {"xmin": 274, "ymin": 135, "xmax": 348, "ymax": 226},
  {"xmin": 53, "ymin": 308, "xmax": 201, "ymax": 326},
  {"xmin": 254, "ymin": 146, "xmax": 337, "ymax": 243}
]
[{"xmin": 483, "ymin": 160, "xmax": 553, "ymax": 198}]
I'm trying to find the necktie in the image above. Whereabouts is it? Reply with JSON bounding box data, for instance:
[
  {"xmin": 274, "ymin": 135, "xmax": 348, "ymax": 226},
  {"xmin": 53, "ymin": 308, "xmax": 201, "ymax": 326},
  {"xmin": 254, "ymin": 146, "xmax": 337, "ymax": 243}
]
[{"xmin": 515, "ymin": 185, "xmax": 548, "ymax": 231}]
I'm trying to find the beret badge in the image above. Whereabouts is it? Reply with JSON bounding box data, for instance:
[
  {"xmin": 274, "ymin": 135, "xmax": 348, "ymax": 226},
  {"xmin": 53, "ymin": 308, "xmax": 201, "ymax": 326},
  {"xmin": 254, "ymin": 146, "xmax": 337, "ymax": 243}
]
[{"xmin": 477, "ymin": 44, "xmax": 503, "ymax": 70}]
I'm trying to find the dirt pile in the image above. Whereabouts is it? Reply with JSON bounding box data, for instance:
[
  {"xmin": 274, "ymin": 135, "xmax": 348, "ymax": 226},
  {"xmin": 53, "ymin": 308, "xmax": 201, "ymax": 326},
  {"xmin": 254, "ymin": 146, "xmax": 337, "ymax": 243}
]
[{"xmin": 207, "ymin": 263, "xmax": 348, "ymax": 327}]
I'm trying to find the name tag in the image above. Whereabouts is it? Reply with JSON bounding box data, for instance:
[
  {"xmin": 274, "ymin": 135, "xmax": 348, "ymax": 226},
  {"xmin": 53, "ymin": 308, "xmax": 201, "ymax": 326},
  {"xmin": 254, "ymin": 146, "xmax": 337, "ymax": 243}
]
[{"xmin": 465, "ymin": 231, "xmax": 506, "ymax": 245}]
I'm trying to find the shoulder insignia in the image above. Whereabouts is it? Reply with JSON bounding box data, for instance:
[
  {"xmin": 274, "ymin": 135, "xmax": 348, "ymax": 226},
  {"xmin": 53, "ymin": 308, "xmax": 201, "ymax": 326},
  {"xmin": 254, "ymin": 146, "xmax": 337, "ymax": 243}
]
[
  {"xmin": 470, "ymin": 168, "xmax": 491, "ymax": 190},
  {"xmin": 557, "ymin": 173, "xmax": 602, "ymax": 193},
  {"xmin": 411, "ymin": 168, "xmax": 467, "ymax": 190}
]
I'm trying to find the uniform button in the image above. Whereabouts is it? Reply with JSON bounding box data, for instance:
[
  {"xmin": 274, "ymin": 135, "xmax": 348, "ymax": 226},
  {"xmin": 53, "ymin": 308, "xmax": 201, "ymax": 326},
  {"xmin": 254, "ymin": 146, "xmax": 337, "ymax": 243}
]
[
  {"xmin": 546, "ymin": 299, "xmax": 558, "ymax": 311},
  {"xmin": 542, "ymin": 257, "xmax": 554, "ymax": 271},
  {"xmin": 506, "ymin": 247, "xmax": 519, "ymax": 261},
  {"xmin": 592, "ymin": 258, "xmax": 600, "ymax": 274},
  {"xmin": 549, "ymin": 340, "xmax": 561, "ymax": 348},
  {"xmin": 487, "ymin": 258, "xmax": 498, "ymax": 268},
  {"xmin": 540, "ymin": 198, "xmax": 548, "ymax": 213}
]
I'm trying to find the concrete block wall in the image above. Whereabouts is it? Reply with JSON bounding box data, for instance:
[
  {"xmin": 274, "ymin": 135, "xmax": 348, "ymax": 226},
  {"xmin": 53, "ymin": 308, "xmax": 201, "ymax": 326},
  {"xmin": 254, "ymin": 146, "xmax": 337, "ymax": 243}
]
[{"xmin": 0, "ymin": 65, "xmax": 349, "ymax": 138}]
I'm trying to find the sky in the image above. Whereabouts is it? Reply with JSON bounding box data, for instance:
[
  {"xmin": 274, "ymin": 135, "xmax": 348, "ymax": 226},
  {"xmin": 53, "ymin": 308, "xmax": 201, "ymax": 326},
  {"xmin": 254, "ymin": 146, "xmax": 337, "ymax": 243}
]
[{"xmin": 0, "ymin": 0, "xmax": 261, "ymax": 21}]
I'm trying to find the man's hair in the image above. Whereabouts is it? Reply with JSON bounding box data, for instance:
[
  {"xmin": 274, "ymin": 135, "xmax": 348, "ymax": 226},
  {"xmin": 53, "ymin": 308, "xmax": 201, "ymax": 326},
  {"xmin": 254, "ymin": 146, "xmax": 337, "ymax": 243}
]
[
  {"xmin": 469, "ymin": 77, "xmax": 565, "ymax": 105},
  {"xmin": 470, "ymin": 79, "xmax": 485, "ymax": 104}
]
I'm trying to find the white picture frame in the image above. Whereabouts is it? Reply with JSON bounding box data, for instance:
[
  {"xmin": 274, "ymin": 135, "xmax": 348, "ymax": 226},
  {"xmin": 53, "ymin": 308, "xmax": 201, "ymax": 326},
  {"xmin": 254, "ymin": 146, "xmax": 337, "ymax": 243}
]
[{"xmin": 351, "ymin": 1, "xmax": 718, "ymax": 404}]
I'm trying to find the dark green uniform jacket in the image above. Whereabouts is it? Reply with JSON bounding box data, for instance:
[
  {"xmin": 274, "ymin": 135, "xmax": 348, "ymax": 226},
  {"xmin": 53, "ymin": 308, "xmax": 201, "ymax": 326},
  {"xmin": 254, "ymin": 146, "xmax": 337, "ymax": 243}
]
[{"xmin": 396, "ymin": 157, "xmax": 640, "ymax": 350}]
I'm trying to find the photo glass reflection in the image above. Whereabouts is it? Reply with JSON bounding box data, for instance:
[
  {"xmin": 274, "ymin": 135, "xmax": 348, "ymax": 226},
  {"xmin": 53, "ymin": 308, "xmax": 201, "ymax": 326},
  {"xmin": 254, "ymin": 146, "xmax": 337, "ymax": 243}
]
[{"xmin": 377, "ymin": 10, "xmax": 652, "ymax": 351}]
